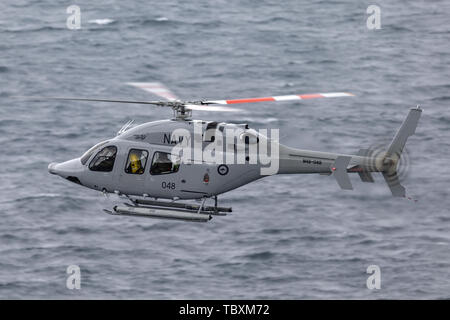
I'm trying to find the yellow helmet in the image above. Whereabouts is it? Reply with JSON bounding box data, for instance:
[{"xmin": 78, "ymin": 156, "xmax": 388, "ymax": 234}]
[{"xmin": 129, "ymin": 153, "xmax": 142, "ymax": 173}]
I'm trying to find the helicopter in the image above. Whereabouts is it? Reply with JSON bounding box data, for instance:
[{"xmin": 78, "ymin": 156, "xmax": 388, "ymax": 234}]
[{"xmin": 39, "ymin": 82, "xmax": 421, "ymax": 222}]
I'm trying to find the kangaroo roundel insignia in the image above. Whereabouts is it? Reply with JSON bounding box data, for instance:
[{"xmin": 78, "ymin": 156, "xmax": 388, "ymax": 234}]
[{"xmin": 217, "ymin": 164, "xmax": 229, "ymax": 176}]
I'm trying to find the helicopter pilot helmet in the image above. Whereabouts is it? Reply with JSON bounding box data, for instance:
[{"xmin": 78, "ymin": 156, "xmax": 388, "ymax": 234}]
[{"xmin": 129, "ymin": 153, "xmax": 142, "ymax": 173}]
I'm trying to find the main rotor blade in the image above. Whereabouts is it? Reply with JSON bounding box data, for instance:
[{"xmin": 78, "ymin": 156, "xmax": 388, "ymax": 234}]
[
  {"xmin": 19, "ymin": 96, "xmax": 167, "ymax": 106},
  {"xmin": 203, "ymin": 92, "xmax": 355, "ymax": 105},
  {"xmin": 16, "ymin": 96, "xmax": 242, "ymax": 112},
  {"xmin": 184, "ymin": 104, "xmax": 242, "ymax": 112},
  {"xmin": 126, "ymin": 82, "xmax": 178, "ymax": 101}
]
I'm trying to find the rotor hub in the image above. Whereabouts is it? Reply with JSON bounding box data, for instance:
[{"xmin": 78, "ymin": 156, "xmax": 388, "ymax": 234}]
[{"xmin": 173, "ymin": 104, "xmax": 192, "ymax": 120}]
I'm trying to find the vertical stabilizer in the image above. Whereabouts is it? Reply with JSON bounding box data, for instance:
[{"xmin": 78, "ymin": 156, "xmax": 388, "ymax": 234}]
[{"xmin": 383, "ymin": 107, "xmax": 422, "ymax": 197}]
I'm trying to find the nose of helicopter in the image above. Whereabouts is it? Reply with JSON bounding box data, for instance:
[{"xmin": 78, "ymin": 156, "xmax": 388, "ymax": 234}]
[
  {"xmin": 48, "ymin": 162, "xmax": 58, "ymax": 175},
  {"xmin": 48, "ymin": 159, "xmax": 84, "ymax": 184}
]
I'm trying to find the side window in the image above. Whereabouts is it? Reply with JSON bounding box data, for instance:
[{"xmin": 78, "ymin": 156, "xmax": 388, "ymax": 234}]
[
  {"xmin": 125, "ymin": 149, "xmax": 148, "ymax": 174},
  {"xmin": 89, "ymin": 146, "xmax": 117, "ymax": 172},
  {"xmin": 150, "ymin": 152, "xmax": 180, "ymax": 175}
]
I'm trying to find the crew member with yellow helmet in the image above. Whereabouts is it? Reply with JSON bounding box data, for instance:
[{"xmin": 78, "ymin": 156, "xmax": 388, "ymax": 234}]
[{"xmin": 127, "ymin": 152, "xmax": 144, "ymax": 174}]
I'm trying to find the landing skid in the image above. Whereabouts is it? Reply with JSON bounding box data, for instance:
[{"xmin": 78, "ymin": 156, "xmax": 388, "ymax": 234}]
[{"xmin": 103, "ymin": 196, "xmax": 232, "ymax": 222}]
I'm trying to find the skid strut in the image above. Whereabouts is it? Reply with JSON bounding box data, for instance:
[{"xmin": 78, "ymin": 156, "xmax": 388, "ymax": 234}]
[
  {"xmin": 105, "ymin": 196, "xmax": 232, "ymax": 222},
  {"xmin": 133, "ymin": 198, "xmax": 232, "ymax": 214}
]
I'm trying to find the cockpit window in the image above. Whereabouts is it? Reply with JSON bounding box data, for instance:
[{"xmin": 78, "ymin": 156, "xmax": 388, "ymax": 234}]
[
  {"xmin": 80, "ymin": 141, "xmax": 109, "ymax": 165},
  {"xmin": 89, "ymin": 146, "xmax": 117, "ymax": 172},
  {"xmin": 150, "ymin": 152, "xmax": 180, "ymax": 175},
  {"xmin": 125, "ymin": 149, "xmax": 148, "ymax": 174}
]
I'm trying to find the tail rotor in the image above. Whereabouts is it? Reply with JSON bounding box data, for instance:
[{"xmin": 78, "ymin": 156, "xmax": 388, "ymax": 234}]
[{"xmin": 360, "ymin": 107, "xmax": 422, "ymax": 197}]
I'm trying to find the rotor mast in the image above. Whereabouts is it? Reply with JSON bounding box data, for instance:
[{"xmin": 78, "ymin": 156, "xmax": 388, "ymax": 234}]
[{"xmin": 171, "ymin": 102, "xmax": 192, "ymax": 120}]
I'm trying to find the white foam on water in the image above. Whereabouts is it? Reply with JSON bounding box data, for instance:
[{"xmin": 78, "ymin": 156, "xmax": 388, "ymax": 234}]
[{"xmin": 88, "ymin": 19, "xmax": 115, "ymax": 25}]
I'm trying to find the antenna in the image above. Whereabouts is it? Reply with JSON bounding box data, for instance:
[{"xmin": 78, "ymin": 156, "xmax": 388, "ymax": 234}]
[{"xmin": 117, "ymin": 119, "xmax": 135, "ymax": 135}]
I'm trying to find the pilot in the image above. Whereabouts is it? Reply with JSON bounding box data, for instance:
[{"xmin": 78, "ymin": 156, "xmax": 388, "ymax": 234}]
[
  {"xmin": 156, "ymin": 153, "xmax": 173, "ymax": 173},
  {"xmin": 128, "ymin": 153, "xmax": 144, "ymax": 174}
]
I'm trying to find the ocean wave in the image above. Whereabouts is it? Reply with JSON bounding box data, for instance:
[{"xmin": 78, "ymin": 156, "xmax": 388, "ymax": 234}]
[
  {"xmin": 3, "ymin": 25, "xmax": 63, "ymax": 33},
  {"xmin": 239, "ymin": 251, "xmax": 276, "ymax": 260}
]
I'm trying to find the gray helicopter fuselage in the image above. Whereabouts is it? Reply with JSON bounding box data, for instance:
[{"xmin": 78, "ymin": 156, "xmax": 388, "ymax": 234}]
[
  {"xmin": 49, "ymin": 119, "xmax": 266, "ymax": 199},
  {"xmin": 48, "ymin": 114, "xmax": 408, "ymax": 200}
]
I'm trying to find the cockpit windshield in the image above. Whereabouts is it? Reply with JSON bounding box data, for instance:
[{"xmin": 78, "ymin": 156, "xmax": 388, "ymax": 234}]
[{"xmin": 80, "ymin": 141, "xmax": 109, "ymax": 165}]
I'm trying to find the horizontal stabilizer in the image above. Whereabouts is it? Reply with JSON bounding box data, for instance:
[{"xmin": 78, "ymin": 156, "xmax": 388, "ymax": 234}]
[{"xmin": 331, "ymin": 156, "xmax": 353, "ymax": 190}]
